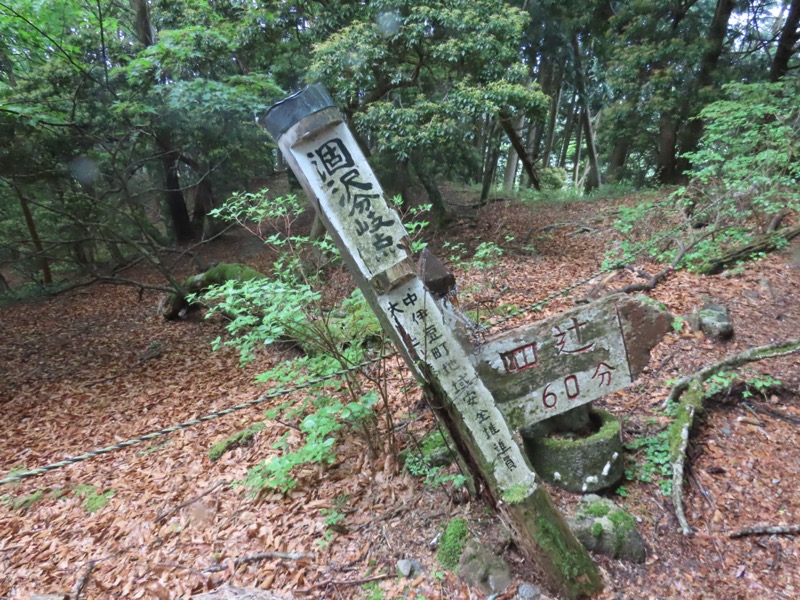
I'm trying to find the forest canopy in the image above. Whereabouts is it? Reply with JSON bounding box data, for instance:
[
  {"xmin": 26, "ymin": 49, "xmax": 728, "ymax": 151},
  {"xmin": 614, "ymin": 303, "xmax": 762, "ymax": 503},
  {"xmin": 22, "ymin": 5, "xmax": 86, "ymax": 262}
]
[{"xmin": 0, "ymin": 0, "xmax": 798, "ymax": 289}]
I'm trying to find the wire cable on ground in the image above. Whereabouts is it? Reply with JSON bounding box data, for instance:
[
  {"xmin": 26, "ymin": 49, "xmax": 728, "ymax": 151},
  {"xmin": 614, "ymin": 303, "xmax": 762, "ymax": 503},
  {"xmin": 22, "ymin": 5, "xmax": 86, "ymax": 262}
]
[
  {"xmin": 2, "ymin": 195, "xmax": 724, "ymax": 486},
  {"xmin": 0, "ymin": 354, "xmax": 391, "ymax": 486}
]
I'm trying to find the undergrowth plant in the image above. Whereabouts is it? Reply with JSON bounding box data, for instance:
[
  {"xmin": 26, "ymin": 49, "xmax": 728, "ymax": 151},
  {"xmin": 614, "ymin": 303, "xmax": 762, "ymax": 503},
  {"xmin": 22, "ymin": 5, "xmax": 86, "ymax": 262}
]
[
  {"xmin": 624, "ymin": 430, "xmax": 672, "ymax": 496},
  {"xmin": 197, "ymin": 190, "xmax": 431, "ymax": 496},
  {"xmin": 604, "ymin": 80, "xmax": 799, "ymax": 274}
]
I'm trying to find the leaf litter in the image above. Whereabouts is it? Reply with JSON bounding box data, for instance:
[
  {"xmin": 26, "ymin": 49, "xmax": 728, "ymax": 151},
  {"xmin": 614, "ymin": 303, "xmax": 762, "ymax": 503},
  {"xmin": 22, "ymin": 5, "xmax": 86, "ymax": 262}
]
[{"xmin": 1, "ymin": 192, "xmax": 799, "ymax": 598}]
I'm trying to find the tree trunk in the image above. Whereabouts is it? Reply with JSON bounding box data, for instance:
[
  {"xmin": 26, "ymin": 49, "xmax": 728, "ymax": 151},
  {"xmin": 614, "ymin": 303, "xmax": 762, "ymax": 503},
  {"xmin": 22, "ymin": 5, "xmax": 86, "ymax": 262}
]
[
  {"xmin": 155, "ymin": 131, "xmax": 194, "ymax": 243},
  {"xmin": 413, "ymin": 160, "xmax": 447, "ymax": 227},
  {"xmin": 657, "ymin": 113, "xmax": 681, "ymax": 184},
  {"xmin": 499, "ymin": 112, "xmax": 541, "ymax": 191},
  {"xmin": 605, "ymin": 140, "xmax": 629, "ymax": 183},
  {"xmin": 572, "ymin": 116, "xmax": 583, "ymax": 187},
  {"xmin": 681, "ymin": 0, "xmax": 736, "ymax": 159},
  {"xmin": 503, "ymin": 117, "xmax": 522, "ymax": 191},
  {"xmin": 558, "ymin": 92, "xmax": 578, "ymax": 169},
  {"xmin": 542, "ymin": 70, "xmax": 564, "ymax": 168},
  {"xmin": 16, "ymin": 188, "xmax": 52, "ymax": 284},
  {"xmin": 480, "ymin": 142, "xmax": 501, "ymax": 203},
  {"xmin": 571, "ymin": 35, "xmax": 601, "ymax": 193},
  {"xmin": 770, "ymin": 0, "xmax": 800, "ymax": 82}
]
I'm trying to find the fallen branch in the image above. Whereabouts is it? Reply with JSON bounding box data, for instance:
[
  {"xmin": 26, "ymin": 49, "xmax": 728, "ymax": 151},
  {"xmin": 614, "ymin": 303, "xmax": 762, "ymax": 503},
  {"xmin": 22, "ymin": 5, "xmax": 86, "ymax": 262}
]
[
  {"xmin": 297, "ymin": 573, "xmax": 392, "ymax": 593},
  {"xmin": 667, "ymin": 338, "xmax": 800, "ymax": 536},
  {"xmin": 670, "ymin": 381, "xmax": 704, "ymax": 536},
  {"xmin": 72, "ymin": 561, "xmax": 96, "ymax": 600},
  {"xmin": 665, "ymin": 338, "xmax": 800, "ymax": 407},
  {"xmin": 202, "ymin": 551, "xmax": 314, "ymax": 574},
  {"xmin": 697, "ymin": 225, "xmax": 800, "ymax": 275},
  {"xmin": 154, "ymin": 479, "xmax": 229, "ymax": 523},
  {"xmin": 729, "ymin": 524, "xmax": 800, "ymax": 538}
]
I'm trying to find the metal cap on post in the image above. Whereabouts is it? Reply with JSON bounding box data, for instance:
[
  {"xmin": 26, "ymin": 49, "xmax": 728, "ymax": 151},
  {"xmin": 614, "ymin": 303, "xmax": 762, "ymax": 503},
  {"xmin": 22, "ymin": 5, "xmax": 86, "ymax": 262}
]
[{"xmin": 264, "ymin": 83, "xmax": 337, "ymax": 142}]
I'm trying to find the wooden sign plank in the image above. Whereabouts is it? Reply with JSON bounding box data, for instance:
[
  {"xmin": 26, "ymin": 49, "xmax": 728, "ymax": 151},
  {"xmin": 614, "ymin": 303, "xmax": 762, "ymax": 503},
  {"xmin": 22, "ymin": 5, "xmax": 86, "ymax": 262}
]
[{"xmin": 264, "ymin": 84, "xmax": 602, "ymax": 599}]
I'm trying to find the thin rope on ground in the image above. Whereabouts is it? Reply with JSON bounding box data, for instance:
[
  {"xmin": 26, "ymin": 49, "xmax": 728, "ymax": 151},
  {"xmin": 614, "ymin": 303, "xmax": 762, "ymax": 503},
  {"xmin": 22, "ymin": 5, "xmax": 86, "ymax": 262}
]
[{"xmin": 0, "ymin": 353, "xmax": 393, "ymax": 486}]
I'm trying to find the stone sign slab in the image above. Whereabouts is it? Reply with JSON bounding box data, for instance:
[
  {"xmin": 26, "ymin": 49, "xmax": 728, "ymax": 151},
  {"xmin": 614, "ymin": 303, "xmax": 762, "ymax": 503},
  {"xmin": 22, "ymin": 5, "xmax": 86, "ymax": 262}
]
[
  {"xmin": 475, "ymin": 295, "xmax": 632, "ymax": 428},
  {"xmin": 475, "ymin": 294, "xmax": 671, "ymax": 429},
  {"xmin": 383, "ymin": 277, "xmax": 536, "ymax": 493}
]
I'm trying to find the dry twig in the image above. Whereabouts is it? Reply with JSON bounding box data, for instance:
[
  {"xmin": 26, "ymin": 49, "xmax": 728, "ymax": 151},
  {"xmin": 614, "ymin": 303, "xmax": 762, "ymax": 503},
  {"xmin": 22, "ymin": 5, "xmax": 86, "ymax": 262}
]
[
  {"xmin": 154, "ymin": 480, "xmax": 229, "ymax": 523},
  {"xmin": 202, "ymin": 552, "xmax": 314, "ymax": 574},
  {"xmin": 730, "ymin": 524, "xmax": 800, "ymax": 538}
]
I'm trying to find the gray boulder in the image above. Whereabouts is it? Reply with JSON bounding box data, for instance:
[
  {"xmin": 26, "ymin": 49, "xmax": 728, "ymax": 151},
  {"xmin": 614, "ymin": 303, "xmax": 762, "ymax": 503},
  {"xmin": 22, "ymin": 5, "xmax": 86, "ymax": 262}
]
[
  {"xmin": 567, "ymin": 495, "xmax": 646, "ymax": 563},
  {"xmin": 698, "ymin": 303, "xmax": 734, "ymax": 340},
  {"xmin": 457, "ymin": 540, "xmax": 512, "ymax": 595}
]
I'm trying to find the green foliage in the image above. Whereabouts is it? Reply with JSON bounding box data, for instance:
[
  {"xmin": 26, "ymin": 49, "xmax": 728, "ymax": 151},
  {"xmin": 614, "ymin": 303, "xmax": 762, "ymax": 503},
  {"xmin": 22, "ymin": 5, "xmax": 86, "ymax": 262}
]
[
  {"xmin": 436, "ymin": 518, "xmax": 469, "ymax": 570},
  {"xmin": 243, "ymin": 392, "xmax": 379, "ymax": 495},
  {"xmin": 625, "ymin": 430, "xmax": 672, "ymax": 496},
  {"xmin": 200, "ymin": 277, "xmax": 320, "ymax": 364},
  {"xmin": 404, "ymin": 453, "xmax": 466, "ymax": 490},
  {"xmin": 684, "ymin": 81, "xmax": 800, "ymax": 231},
  {"xmin": 362, "ymin": 582, "xmax": 385, "ymax": 600},
  {"xmin": 702, "ymin": 370, "xmax": 782, "ymax": 400},
  {"xmin": 443, "ymin": 239, "xmax": 504, "ymax": 271}
]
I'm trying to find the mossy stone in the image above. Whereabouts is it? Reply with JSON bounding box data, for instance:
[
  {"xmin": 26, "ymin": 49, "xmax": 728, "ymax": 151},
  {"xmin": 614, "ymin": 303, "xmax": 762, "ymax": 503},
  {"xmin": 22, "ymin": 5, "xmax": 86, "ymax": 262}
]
[
  {"xmin": 567, "ymin": 495, "xmax": 646, "ymax": 563},
  {"xmin": 437, "ymin": 518, "xmax": 469, "ymax": 570}
]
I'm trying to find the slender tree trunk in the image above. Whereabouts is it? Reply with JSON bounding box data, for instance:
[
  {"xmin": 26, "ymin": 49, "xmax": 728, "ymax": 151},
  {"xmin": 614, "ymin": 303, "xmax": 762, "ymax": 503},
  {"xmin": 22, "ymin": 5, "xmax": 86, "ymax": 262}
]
[
  {"xmin": 13, "ymin": 184, "xmax": 52, "ymax": 284},
  {"xmin": 542, "ymin": 68, "xmax": 564, "ymax": 168},
  {"xmin": 480, "ymin": 143, "xmax": 501, "ymax": 203},
  {"xmin": 558, "ymin": 92, "xmax": 579, "ymax": 169},
  {"xmin": 582, "ymin": 108, "xmax": 601, "ymax": 192},
  {"xmin": 572, "ymin": 115, "xmax": 583, "ymax": 187},
  {"xmin": 503, "ymin": 116, "xmax": 523, "ymax": 191},
  {"xmin": 499, "ymin": 113, "xmax": 541, "ymax": 190},
  {"xmin": 571, "ymin": 35, "xmax": 601, "ymax": 192},
  {"xmin": 770, "ymin": 0, "xmax": 800, "ymax": 82}
]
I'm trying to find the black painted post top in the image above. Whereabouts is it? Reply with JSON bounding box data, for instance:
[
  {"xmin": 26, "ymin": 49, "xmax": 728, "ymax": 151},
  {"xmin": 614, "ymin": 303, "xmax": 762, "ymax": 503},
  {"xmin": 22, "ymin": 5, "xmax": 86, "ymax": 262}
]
[{"xmin": 263, "ymin": 83, "xmax": 337, "ymax": 142}]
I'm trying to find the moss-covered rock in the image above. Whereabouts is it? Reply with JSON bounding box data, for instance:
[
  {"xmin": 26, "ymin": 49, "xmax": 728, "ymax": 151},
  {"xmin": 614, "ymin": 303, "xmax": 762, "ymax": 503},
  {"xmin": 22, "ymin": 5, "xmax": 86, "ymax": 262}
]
[
  {"xmin": 208, "ymin": 423, "xmax": 265, "ymax": 462},
  {"xmin": 162, "ymin": 263, "xmax": 265, "ymax": 320},
  {"xmin": 456, "ymin": 540, "xmax": 512, "ymax": 595},
  {"xmin": 437, "ymin": 518, "xmax": 470, "ymax": 570},
  {"xmin": 567, "ymin": 495, "xmax": 645, "ymax": 563}
]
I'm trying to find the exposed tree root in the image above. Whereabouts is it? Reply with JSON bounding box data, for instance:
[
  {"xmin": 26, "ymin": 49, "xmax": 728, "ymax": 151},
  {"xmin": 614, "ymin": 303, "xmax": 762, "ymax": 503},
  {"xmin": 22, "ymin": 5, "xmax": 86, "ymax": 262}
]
[{"xmin": 667, "ymin": 338, "xmax": 800, "ymax": 536}]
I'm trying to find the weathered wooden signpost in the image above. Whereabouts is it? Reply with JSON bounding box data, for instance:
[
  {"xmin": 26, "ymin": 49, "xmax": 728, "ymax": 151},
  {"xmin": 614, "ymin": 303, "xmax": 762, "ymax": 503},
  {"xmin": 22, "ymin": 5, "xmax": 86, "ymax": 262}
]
[{"xmin": 264, "ymin": 85, "xmax": 670, "ymax": 598}]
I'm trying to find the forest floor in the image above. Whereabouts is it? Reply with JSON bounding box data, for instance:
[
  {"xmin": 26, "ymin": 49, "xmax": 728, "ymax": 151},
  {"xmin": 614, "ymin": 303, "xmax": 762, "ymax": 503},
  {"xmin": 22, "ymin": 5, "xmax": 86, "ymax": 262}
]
[{"xmin": 1, "ymin": 186, "xmax": 799, "ymax": 600}]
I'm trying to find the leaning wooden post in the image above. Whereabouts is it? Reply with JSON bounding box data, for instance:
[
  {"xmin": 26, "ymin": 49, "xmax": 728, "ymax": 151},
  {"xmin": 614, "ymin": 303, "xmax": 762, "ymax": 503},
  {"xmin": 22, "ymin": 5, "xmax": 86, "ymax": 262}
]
[{"xmin": 264, "ymin": 85, "xmax": 602, "ymax": 598}]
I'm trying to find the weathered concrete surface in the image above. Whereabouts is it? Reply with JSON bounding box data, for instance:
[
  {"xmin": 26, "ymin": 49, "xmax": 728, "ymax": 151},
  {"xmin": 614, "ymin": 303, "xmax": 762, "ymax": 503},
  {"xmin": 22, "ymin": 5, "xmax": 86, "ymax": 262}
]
[
  {"xmin": 475, "ymin": 294, "xmax": 672, "ymax": 428},
  {"xmin": 522, "ymin": 408, "xmax": 624, "ymax": 493}
]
